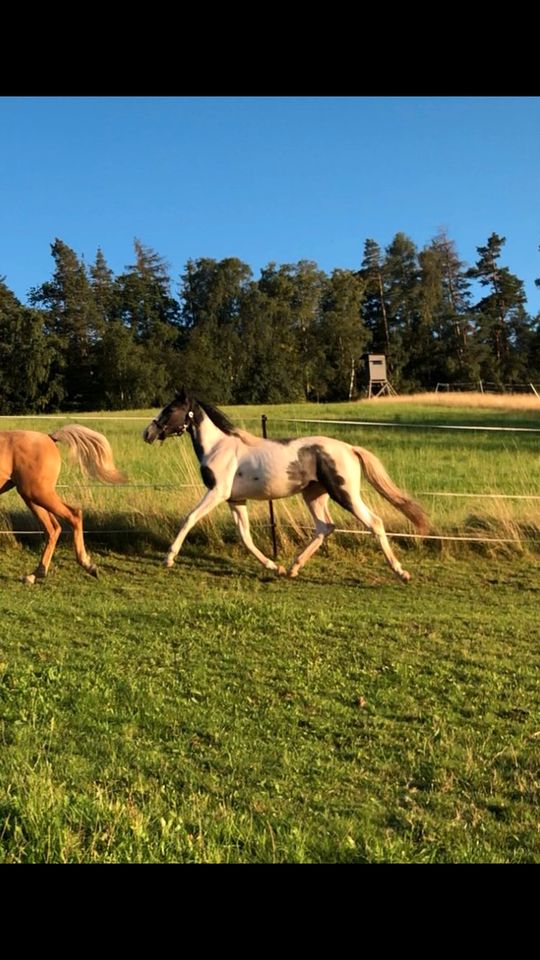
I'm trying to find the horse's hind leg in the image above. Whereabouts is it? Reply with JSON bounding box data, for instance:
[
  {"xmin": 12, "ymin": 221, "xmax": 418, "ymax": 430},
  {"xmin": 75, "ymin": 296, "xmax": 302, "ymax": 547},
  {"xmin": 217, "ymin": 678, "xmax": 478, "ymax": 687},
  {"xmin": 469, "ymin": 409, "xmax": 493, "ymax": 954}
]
[
  {"xmin": 229, "ymin": 502, "xmax": 286, "ymax": 575},
  {"xmin": 288, "ymin": 486, "xmax": 335, "ymax": 579},
  {"xmin": 20, "ymin": 498, "xmax": 62, "ymax": 584},
  {"xmin": 348, "ymin": 494, "xmax": 411, "ymax": 583},
  {"xmin": 23, "ymin": 490, "xmax": 97, "ymax": 579}
]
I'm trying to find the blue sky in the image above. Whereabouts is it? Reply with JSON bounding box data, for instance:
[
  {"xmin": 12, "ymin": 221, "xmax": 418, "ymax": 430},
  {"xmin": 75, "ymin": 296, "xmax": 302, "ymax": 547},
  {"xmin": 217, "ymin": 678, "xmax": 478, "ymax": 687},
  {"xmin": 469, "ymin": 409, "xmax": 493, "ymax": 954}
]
[{"xmin": 2, "ymin": 96, "xmax": 539, "ymax": 313}]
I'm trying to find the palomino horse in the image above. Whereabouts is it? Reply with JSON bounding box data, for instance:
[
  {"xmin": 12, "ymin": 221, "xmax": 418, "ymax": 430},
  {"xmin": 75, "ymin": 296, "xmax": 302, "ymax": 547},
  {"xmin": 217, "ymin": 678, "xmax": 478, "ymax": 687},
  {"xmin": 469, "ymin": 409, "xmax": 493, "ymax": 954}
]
[
  {"xmin": 0, "ymin": 425, "xmax": 125, "ymax": 583},
  {"xmin": 143, "ymin": 388, "xmax": 429, "ymax": 582}
]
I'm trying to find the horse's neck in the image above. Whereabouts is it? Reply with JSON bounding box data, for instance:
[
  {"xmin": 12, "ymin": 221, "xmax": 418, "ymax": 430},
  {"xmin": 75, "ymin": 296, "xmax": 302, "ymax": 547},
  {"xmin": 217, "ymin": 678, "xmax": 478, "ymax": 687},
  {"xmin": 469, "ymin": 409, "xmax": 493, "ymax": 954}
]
[{"xmin": 189, "ymin": 411, "xmax": 227, "ymax": 461}]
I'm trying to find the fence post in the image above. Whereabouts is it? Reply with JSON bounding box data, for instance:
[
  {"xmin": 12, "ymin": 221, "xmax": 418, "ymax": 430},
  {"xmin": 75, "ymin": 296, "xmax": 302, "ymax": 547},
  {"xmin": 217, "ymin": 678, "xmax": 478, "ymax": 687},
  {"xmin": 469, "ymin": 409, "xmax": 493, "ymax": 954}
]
[{"xmin": 261, "ymin": 414, "xmax": 278, "ymax": 559}]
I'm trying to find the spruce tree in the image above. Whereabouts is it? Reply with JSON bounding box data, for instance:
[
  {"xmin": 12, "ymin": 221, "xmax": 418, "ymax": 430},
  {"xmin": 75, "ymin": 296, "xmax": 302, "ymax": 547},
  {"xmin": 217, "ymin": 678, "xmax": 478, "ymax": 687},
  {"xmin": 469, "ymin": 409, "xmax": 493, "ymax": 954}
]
[
  {"xmin": 179, "ymin": 257, "xmax": 253, "ymax": 402},
  {"xmin": 0, "ymin": 280, "xmax": 55, "ymax": 412},
  {"xmin": 467, "ymin": 233, "xmax": 530, "ymax": 384},
  {"xmin": 114, "ymin": 239, "xmax": 182, "ymax": 404},
  {"xmin": 28, "ymin": 239, "xmax": 100, "ymax": 409},
  {"xmin": 360, "ymin": 239, "xmax": 390, "ymax": 354},
  {"xmin": 382, "ymin": 232, "xmax": 420, "ymax": 387},
  {"xmin": 315, "ymin": 269, "xmax": 367, "ymax": 400}
]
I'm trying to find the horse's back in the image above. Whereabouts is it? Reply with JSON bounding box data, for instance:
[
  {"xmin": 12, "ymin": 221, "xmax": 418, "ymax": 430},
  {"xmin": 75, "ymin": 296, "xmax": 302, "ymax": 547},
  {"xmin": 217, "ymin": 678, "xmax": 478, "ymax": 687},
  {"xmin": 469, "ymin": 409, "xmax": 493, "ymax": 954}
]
[
  {"xmin": 277, "ymin": 434, "xmax": 360, "ymax": 473},
  {"xmin": 0, "ymin": 430, "xmax": 61, "ymax": 494},
  {"xmin": 0, "ymin": 429, "xmax": 58, "ymax": 456}
]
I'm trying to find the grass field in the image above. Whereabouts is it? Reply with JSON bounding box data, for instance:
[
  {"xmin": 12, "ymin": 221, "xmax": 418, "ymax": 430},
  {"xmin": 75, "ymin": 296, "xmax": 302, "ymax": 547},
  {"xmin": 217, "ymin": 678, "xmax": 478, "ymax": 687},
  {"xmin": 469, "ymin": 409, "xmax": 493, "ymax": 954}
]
[{"xmin": 0, "ymin": 394, "xmax": 539, "ymax": 862}]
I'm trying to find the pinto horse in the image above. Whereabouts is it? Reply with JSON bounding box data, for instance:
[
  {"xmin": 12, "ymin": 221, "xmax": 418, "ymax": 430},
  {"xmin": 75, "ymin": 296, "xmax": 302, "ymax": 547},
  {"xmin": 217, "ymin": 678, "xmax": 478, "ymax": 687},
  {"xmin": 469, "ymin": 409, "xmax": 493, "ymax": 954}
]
[
  {"xmin": 143, "ymin": 388, "xmax": 429, "ymax": 582},
  {"xmin": 0, "ymin": 425, "xmax": 125, "ymax": 583}
]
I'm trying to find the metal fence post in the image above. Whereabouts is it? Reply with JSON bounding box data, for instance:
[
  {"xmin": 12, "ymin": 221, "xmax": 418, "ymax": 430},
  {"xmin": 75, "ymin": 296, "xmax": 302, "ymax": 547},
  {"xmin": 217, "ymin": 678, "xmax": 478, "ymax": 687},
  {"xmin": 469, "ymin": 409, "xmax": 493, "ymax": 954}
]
[{"xmin": 261, "ymin": 414, "xmax": 278, "ymax": 559}]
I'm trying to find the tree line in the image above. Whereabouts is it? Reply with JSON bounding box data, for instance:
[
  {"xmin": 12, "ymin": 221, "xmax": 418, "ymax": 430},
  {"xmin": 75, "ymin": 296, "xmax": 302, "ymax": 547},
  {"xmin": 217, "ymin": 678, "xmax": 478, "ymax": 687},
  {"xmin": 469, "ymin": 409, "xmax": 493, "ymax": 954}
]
[{"xmin": 1, "ymin": 231, "xmax": 539, "ymax": 412}]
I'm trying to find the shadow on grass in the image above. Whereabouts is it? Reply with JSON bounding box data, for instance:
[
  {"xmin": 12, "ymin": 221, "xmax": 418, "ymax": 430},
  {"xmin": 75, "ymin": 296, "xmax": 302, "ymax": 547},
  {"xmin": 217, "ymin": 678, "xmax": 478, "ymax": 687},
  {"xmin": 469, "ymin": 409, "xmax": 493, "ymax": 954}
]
[
  {"xmin": 0, "ymin": 509, "xmax": 170, "ymax": 556},
  {"xmin": 2, "ymin": 508, "xmax": 538, "ymax": 565}
]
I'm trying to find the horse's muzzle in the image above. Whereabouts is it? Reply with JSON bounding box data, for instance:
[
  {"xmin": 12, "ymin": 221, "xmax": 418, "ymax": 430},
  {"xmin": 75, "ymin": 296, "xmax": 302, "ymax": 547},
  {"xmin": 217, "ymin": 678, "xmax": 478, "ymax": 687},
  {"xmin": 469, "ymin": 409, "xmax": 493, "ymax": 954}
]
[{"xmin": 143, "ymin": 422, "xmax": 160, "ymax": 444}]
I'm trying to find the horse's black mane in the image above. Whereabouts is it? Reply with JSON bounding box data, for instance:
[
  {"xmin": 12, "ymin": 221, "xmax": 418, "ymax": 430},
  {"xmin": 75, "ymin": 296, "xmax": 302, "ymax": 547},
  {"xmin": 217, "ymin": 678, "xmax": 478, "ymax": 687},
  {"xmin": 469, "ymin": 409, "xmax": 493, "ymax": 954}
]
[{"xmin": 196, "ymin": 399, "xmax": 238, "ymax": 436}]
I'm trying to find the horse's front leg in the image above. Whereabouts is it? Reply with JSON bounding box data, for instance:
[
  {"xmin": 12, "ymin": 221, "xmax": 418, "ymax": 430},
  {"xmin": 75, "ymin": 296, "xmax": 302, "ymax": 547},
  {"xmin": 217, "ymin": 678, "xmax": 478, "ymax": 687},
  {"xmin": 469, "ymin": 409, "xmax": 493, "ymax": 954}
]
[
  {"xmin": 229, "ymin": 502, "xmax": 286, "ymax": 575},
  {"xmin": 164, "ymin": 487, "xmax": 228, "ymax": 568}
]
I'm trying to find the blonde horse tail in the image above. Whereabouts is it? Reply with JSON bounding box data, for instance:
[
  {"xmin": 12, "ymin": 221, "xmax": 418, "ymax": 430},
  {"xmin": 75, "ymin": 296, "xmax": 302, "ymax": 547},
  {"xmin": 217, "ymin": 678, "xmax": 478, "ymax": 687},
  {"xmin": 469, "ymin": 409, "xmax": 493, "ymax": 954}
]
[
  {"xmin": 50, "ymin": 425, "xmax": 127, "ymax": 484},
  {"xmin": 353, "ymin": 446, "xmax": 429, "ymax": 534}
]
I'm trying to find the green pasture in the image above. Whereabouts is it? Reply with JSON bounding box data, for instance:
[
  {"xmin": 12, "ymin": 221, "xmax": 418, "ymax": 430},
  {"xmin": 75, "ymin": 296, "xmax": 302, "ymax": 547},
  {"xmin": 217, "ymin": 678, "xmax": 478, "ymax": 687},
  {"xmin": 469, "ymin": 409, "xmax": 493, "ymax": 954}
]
[
  {"xmin": 0, "ymin": 398, "xmax": 539, "ymax": 862},
  {"xmin": 0, "ymin": 546, "xmax": 538, "ymax": 864}
]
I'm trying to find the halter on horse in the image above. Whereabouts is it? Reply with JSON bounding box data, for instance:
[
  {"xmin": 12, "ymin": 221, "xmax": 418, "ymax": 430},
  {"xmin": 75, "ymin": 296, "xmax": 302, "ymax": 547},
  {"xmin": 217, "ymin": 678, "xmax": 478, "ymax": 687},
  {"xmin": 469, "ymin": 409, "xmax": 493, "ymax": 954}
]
[{"xmin": 143, "ymin": 388, "xmax": 429, "ymax": 582}]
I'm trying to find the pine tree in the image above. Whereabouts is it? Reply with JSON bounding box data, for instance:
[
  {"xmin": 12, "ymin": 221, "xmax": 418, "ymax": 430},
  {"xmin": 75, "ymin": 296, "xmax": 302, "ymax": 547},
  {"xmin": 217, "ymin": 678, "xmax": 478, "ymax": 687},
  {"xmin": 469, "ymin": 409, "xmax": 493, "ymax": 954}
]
[
  {"xmin": 112, "ymin": 239, "xmax": 183, "ymax": 404},
  {"xmin": 467, "ymin": 233, "xmax": 530, "ymax": 384},
  {"xmin": 431, "ymin": 231, "xmax": 471, "ymax": 355},
  {"xmin": 530, "ymin": 248, "xmax": 540, "ymax": 381},
  {"xmin": 89, "ymin": 247, "xmax": 116, "ymax": 327},
  {"xmin": 382, "ymin": 232, "xmax": 420, "ymax": 387},
  {"xmin": 360, "ymin": 239, "xmax": 390, "ymax": 354},
  {"xmin": 92, "ymin": 320, "xmax": 160, "ymax": 409},
  {"xmin": 315, "ymin": 269, "xmax": 367, "ymax": 400},
  {"xmin": 116, "ymin": 239, "xmax": 180, "ymax": 340},
  {"xmin": 0, "ymin": 280, "xmax": 55, "ymax": 412},
  {"xmin": 412, "ymin": 232, "xmax": 477, "ymax": 387},
  {"xmin": 28, "ymin": 239, "xmax": 101, "ymax": 408},
  {"xmin": 179, "ymin": 257, "xmax": 253, "ymax": 402},
  {"xmin": 256, "ymin": 261, "xmax": 325, "ymax": 400}
]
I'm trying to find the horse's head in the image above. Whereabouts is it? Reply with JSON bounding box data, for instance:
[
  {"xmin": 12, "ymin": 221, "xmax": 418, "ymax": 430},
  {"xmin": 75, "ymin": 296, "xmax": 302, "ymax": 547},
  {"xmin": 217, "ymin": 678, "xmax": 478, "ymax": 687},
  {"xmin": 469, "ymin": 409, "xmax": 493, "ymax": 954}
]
[{"xmin": 143, "ymin": 388, "xmax": 194, "ymax": 444}]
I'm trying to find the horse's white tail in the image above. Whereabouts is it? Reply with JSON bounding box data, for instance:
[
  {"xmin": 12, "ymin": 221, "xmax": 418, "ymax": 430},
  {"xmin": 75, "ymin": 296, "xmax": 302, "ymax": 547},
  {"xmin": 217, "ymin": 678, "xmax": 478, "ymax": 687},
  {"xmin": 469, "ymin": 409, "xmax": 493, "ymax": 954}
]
[
  {"xmin": 50, "ymin": 425, "xmax": 126, "ymax": 484},
  {"xmin": 353, "ymin": 446, "xmax": 429, "ymax": 534}
]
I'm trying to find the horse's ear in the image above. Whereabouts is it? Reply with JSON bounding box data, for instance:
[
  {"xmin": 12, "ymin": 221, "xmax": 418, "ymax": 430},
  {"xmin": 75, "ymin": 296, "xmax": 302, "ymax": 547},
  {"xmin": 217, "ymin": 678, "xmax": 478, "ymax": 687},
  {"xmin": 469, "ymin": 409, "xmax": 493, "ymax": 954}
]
[{"xmin": 175, "ymin": 385, "xmax": 187, "ymax": 402}]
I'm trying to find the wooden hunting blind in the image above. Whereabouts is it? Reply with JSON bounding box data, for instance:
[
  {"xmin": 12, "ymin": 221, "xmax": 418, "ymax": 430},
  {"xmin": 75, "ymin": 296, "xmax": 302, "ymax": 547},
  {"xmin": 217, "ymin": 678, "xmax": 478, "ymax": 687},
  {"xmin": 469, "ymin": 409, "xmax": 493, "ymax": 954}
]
[{"xmin": 367, "ymin": 355, "xmax": 397, "ymax": 398}]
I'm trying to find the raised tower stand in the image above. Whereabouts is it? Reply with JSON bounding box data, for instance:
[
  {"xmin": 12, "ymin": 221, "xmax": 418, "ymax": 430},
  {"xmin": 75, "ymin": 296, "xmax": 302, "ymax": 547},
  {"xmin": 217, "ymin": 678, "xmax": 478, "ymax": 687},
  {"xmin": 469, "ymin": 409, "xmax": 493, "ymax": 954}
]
[{"xmin": 367, "ymin": 354, "xmax": 397, "ymax": 398}]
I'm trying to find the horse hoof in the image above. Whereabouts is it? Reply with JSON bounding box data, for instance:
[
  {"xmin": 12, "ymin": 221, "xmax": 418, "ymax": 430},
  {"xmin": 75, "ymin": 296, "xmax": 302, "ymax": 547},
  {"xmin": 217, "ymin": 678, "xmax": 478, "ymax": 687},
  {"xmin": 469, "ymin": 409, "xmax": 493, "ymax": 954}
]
[
  {"xmin": 276, "ymin": 565, "xmax": 287, "ymax": 576},
  {"xmin": 288, "ymin": 566, "xmax": 300, "ymax": 579},
  {"xmin": 400, "ymin": 570, "xmax": 411, "ymax": 584},
  {"xmin": 86, "ymin": 565, "xmax": 99, "ymax": 579},
  {"xmin": 163, "ymin": 557, "xmax": 174, "ymax": 569},
  {"xmin": 22, "ymin": 574, "xmax": 36, "ymax": 585}
]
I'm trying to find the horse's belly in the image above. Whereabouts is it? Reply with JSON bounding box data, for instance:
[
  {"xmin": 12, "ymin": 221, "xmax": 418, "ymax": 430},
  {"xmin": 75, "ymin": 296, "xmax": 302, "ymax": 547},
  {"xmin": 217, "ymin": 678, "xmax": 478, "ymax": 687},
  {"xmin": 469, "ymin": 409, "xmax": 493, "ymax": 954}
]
[{"xmin": 230, "ymin": 471, "xmax": 297, "ymax": 501}]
